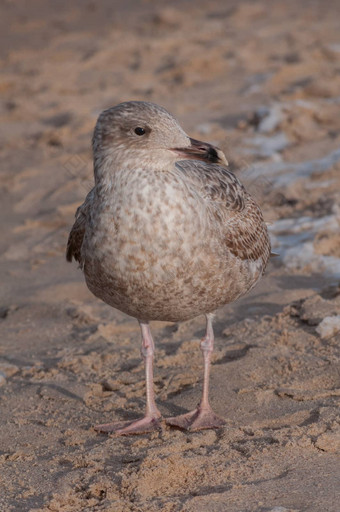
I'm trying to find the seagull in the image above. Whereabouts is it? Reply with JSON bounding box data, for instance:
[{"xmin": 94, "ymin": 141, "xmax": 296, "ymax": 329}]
[{"xmin": 67, "ymin": 101, "xmax": 271, "ymax": 435}]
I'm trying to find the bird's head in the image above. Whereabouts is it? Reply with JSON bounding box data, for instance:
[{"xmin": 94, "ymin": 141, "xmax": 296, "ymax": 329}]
[{"xmin": 92, "ymin": 101, "xmax": 227, "ymax": 180}]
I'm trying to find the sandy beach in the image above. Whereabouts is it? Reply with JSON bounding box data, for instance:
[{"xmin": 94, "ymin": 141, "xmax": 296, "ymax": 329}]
[{"xmin": 0, "ymin": 1, "xmax": 339, "ymax": 510}]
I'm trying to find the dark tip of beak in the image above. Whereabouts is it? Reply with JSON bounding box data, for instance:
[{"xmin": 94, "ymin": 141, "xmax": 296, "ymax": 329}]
[
  {"xmin": 190, "ymin": 138, "xmax": 219, "ymax": 163},
  {"xmin": 173, "ymin": 138, "xmax": 228, "ymax": 166}
]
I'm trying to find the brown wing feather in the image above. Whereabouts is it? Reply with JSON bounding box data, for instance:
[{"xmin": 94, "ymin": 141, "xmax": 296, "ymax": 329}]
[
  {"xmin": 224, "ymin": 196, "xmax": 270, "ymax": 262},
  {"xmin": 66, "ymin": 188, "xmax": 94, "ymax": 265},
  {"xmin": 176, "ymin": 161, "xmax": 271, "ymax": 264}
]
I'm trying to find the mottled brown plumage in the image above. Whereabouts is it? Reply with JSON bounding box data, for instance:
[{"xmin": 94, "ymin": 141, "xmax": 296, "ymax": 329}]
[
  {"xmin": 66, "ymin": 189, "xmax": 94, "ymax": 266},
  {"xmin": 67, "ymin": 101, "xmax": 271, "ymax": 435}
]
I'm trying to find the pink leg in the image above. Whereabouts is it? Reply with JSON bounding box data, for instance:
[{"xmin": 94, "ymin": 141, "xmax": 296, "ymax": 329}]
[
  {"xmin": 94, "ymin": 322, "xmax": 162, "ymax": 435},
  {"xmin": 166, "ymin": 314, "xmax": 225, "ymax": 431}
]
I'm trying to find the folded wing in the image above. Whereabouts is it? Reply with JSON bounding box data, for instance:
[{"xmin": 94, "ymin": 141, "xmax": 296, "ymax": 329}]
[
  {"xmin": 175, "ymin": 160, "xmax": 271, "ymax": 265},
  {"xmin": 66, "ymin": 188, "xmax": 95, "ymax": 265}
]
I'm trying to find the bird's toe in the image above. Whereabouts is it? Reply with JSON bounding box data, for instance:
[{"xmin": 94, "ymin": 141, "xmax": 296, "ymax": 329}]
[
  {"xmin": 166, "ymin": 406, "xmax": 225, "ymax": 431},
  {"xmin": 94, "ymin": 415, "xmax": 162, "ymax": 436}
]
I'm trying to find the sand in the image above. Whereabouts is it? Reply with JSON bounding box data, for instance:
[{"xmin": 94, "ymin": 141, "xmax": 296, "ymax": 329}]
[{"xmin": 0, "ymin": 1, "xmax": 339, "ymax": 510}]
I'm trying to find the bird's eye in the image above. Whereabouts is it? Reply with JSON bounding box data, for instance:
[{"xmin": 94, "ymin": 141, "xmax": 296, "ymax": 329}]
[{"xmin": 134, "ymin": 127, "xmax": 146, "ymax": 136}]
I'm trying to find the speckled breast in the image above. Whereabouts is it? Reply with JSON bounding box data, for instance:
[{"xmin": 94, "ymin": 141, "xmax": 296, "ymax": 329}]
[{"xmin": 82, "ymin": 168, "xmax": 263, "ymax": 322}]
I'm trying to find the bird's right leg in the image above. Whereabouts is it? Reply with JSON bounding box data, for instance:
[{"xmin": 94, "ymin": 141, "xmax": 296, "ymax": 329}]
[{"xmin": 94, "ymin": 322, "xmax": 162, "ymax": 435}]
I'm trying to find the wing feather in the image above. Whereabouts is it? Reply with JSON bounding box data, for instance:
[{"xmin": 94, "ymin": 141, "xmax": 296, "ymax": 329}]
[
  {"xmin": 175, "ymin": 161, "xmax": 271, "ymax": 264},
  {"xmin": 66, "ymin": 188, "xmax": 94, "ymax": 265}
]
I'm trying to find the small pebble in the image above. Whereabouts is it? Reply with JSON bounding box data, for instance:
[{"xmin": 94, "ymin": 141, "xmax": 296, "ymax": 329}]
[{"xmin": 316, "ymin": 315, "xmax": 340, "ymax": 339}]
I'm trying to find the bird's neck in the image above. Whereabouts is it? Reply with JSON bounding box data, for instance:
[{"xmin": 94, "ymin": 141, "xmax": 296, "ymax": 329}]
[{"xmin": 93, "ymin": 149, "xmax": 177, "ymax": 187}]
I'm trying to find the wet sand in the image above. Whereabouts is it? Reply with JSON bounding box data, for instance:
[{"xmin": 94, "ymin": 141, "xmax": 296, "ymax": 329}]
[{"xmin": 0, "ymin": 1, "xmax": 339, "ymax": 511}]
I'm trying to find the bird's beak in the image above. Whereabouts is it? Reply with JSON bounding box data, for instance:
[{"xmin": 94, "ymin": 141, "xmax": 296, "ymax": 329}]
[{"xmin": 172, "ymin": 138, "xmax": 228, "ymax": 166}]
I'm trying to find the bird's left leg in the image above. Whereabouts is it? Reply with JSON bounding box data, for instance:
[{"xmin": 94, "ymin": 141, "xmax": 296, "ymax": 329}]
[
  {"xmin": 166, "ymin": 313, "xmax": 225, "ymax": 431},
  {"xmin": 94, "ymin": 322, "xmax": 162, "ymax": 435}
]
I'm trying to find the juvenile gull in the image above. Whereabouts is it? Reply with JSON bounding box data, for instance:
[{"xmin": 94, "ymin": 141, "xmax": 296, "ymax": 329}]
[{"xmin": 67, "ymin": 101, "xmax": 271, "ymax": 435}]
